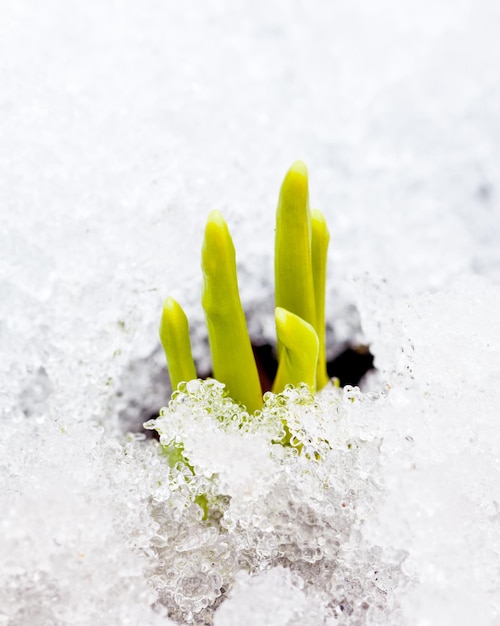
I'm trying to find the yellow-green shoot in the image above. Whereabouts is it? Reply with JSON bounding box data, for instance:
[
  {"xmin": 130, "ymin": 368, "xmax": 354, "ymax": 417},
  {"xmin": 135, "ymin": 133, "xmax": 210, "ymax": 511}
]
[
  {"xmin": 159, "ymin": 161, "xmax": 331, "ymax": 412},
  {"xmin": 311, "ymin": 208, "xmax": 330, "ymax": 389},
  {"xmin": 201, "ymin": 210, "xmax": 263, "ymax": 413},
  {"xmin": 274, "ymin": 161, "xmax": 316, "ymax": 335},
  {"xmin": 159, "ymin": 296, "xmax": 197, "ymax": 391},
  {"xmin": 275, "ymin": 161, "xmax": 330, "ymax": 391}
]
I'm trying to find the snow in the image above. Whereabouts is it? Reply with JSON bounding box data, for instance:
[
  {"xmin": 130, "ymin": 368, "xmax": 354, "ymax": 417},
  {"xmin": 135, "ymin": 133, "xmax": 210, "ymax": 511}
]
[
  {"xmin": 358, "ymin": 277, "xmax": 500, "ymax": 624},
  {"xmin": 1, "ymin": 0, "xmax": 500, "ymax": 624}
]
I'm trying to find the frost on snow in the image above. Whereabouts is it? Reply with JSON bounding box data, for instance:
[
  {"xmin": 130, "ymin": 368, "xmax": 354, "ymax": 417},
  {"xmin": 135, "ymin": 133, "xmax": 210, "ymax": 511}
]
[
  {"xmin": 143, "ymin": 380, "xmax": 401, "ymax": 624},
  {"xmin": 3, "ymin": 274, "xmax": 500, "ymax": 625},
  {"xmin": 2, "ymin": 0, "xmax": 500, "ymax": 624},
  {"xmin": 3, "ymin": 278, "xmax": 500, "ymax": 625}
]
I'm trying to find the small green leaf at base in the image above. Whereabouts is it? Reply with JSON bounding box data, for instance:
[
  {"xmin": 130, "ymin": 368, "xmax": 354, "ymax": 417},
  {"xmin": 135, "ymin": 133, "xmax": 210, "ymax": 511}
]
[{"xmin": 272, "ymin": 307, "xmax": 319, "ymax": 394}]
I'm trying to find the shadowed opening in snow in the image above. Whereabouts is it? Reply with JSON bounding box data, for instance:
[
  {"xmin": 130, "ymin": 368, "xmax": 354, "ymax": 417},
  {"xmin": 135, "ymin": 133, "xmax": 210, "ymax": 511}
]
[
  {"xmin": 252, "ymin": 343, "xmax": 375, "ymax": 393},
  {"xmin": 126, "ymin": 340, "xmax": 375, "ymax": 438}
]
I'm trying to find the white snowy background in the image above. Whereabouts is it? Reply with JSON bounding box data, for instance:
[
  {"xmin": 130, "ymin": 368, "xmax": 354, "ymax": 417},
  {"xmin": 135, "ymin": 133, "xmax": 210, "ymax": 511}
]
[{"xmin": 1, "ymin": 0, "xmax": 500, "ymax": 624}]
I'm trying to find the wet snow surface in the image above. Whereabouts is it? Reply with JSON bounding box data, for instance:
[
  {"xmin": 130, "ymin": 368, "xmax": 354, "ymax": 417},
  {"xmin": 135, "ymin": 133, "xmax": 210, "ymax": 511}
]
[{"xmin": 1, "ymin": 1, "xmax": 500, "ymax": 624}]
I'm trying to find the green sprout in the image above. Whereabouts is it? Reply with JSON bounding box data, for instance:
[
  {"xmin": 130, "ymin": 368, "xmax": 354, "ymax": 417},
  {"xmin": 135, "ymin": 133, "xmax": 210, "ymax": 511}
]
[
  {"xmin": 159, "ymin": 297, "xmax": 197, "ymax": 391},
  {"xmin": 201, "ymin": 210, "xmax": 263, "ymax": 414},
  {"xmin": 311, "ymin": 208, "xmax": 330, "ymax": 389},
  {"xmin": 159, "ymin": 161, "xmax": 331, "ymax": 411}
]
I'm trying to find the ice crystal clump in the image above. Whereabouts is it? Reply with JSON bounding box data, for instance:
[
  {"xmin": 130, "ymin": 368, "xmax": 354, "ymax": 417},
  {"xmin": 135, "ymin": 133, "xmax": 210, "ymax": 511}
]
[
  {"xmin": 213, "ymin": 567, "xmax": 329, "ymax": 626},
  {"xmin": 0, "ymin": 416, "xmax": 175, "ymax": 626},
  {"xmin": 143, "ymin": 379, "xmax": 406, "ymax": 624},
  {"xmin": 4, "ymin": 278, "xmax": 499, "ymax": 625},
  {"xmin": 354, "ymin": 276, "xmax": 500, "ymax": 624}
]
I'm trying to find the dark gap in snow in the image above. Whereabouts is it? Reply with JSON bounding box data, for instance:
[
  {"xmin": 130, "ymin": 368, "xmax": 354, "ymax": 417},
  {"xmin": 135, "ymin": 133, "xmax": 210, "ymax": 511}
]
[
  {"xmin": 127, "ymin": 342, "xmax": 374, "ymax": 438},
  {"xmin": 327, "ymin": 345, "xmax": 375, "ymax": 387},
  {"xmin": 253, "ymin": 343, "xmax": 375, "ymax": 393}
]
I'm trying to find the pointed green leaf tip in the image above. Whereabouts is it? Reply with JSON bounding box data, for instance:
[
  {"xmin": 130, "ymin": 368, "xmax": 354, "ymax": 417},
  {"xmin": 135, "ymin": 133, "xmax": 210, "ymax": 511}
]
[
  {"xmin": 159, "ymin": 296, "xmax": 197, "ymax": 390},
  {"xmin": 201, "ymin": 210, "xmax": 263, "ymax": 413},
  {"xmin": 272, "ymin": 307, "xmax": 319, "ymax": 394},
  {"xmin": 275, "ymin": 160, "xmax": 316, "ymax": 346}
]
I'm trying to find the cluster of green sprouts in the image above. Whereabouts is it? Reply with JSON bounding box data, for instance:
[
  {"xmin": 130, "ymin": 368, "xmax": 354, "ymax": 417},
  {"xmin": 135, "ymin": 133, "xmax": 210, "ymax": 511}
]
[{"xmin": 160, "ymin": 161, "xmax": 331, "ymax": 413}]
